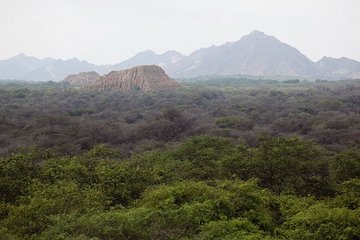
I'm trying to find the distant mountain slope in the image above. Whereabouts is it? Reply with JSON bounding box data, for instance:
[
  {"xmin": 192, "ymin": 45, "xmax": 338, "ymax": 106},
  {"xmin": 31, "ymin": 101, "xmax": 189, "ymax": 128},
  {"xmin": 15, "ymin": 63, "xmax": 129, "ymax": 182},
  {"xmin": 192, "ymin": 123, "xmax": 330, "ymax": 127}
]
[
  {"xmin": 22, "ymin": 58, "xmax": 99, "ymax": 81},
  {"xmin": 114, "ymin": 50, "xmax": 184, "ymax": 71},
  {"xmin": 0, "ymin": 54, "xmax": 102, "ymax": 81},
  {"xmin": 0, "ymin": 54, "xmax": 54, "ymax": 80},
  {"xmin": 168, "ymin": 30, "xmax": 320, "ymax": 78},
  {"xmin": 317, "ymin": 57, "xmax": 360, "ymax": 79}
]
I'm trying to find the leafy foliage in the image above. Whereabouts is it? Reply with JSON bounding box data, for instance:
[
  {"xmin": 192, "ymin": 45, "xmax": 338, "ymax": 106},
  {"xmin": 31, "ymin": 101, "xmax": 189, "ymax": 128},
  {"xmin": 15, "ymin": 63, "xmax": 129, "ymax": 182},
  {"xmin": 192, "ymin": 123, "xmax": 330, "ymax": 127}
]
[{"xmin": 0, "ymin": 135, "xmax": 359, "ymax": 239}]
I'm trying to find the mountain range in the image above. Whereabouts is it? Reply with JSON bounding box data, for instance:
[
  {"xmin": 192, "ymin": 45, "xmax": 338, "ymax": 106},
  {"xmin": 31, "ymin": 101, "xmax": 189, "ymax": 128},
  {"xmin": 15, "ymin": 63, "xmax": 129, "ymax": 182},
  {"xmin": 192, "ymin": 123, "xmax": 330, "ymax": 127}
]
[{"xmin": 1, "ymin": 30, "xmax": 360, "ymax": 81}]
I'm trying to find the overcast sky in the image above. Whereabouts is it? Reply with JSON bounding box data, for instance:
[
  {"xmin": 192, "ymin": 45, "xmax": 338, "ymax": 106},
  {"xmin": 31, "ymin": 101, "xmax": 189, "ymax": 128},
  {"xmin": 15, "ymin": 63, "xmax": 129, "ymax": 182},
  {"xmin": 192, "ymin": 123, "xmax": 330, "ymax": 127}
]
[{"xmin": 0, "ymin": 0, "xmax": 359, "ymax": 64}]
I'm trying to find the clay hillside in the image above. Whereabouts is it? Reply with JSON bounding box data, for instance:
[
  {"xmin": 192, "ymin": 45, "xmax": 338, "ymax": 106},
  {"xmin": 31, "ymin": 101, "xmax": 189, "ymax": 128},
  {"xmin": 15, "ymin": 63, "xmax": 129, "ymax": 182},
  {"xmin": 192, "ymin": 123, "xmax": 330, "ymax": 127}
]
[
  {"xmin": 85, "ymin": 65, "xmax": 179, "ymax": 91},
  {"xmin": 62, "ymin": 71, "xmax": 100, "ymax": 86}
]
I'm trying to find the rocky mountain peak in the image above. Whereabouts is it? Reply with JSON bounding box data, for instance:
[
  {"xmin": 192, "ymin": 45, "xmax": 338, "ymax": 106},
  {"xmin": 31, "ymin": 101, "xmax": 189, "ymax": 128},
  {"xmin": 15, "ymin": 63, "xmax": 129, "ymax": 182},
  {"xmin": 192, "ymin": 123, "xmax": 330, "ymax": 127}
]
[
  {"xmin": 242, "ymin": 30, "xmax": 273, "ymax": 41},
  {"xmin": 249, "ymin": 30, "xmax": 266, "ymax": 36},
  {"xmin": 13, "ymin": 53, "xmax": 27, "ymax": 59},
  {"xmin": 134, "ymin": 50, "xmax": 157, "ymax": 58}
]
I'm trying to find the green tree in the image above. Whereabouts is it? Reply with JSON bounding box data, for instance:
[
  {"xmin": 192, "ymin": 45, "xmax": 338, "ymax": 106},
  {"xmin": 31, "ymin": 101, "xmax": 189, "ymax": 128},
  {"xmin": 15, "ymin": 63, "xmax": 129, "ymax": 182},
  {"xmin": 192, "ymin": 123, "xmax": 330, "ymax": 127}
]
[
  {"xmin": 254, "ymin": 137, "xmax": 331, "ymax": 196},
  {"xmin": 220, "ymin": 143, "xmax": 254, "ymax": 179},
  {"xmin": 0, "ymin": 149, "xmax": 53, "ymax": 203},
  {"xmin": 282, "ymin": 204, "xmax": 360, "ymax": 240},
  {"xmin": 330, "ymin": 150, "xmax": 360, "ymax": 183},
  {"xmin": 333, "ymin": 179, "xmax": 360, "ymax": 209},
  {"xmin": 3, "ymin": 180, "xmax": 107, "ymax": 238},
  {"xmin": 196, "ymin": 218, "xmax": 275, "ymax": 240},
  {"xmin": 96, "ymin": 160, "xmax": 160, "ymax": 206},
  {"xmin": 170, "ymin": 135, "xmax": 235, "ymax": 180}
]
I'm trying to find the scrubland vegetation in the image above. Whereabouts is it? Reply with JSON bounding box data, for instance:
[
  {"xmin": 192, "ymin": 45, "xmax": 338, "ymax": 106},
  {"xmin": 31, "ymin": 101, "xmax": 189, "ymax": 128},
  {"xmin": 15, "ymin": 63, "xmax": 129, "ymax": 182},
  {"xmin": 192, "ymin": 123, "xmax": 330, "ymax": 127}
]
[{"xmin": 1, "ymin": 78, "xmax": 360, "ymax": 239}]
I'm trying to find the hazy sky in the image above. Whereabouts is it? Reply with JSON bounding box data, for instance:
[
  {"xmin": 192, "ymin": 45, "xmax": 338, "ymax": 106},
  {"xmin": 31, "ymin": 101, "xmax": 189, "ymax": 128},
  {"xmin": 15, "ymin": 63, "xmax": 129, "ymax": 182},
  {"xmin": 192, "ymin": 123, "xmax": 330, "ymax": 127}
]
[{"xmin": 0, "ymin": 0, "xmax": 359, "ymax": 64}]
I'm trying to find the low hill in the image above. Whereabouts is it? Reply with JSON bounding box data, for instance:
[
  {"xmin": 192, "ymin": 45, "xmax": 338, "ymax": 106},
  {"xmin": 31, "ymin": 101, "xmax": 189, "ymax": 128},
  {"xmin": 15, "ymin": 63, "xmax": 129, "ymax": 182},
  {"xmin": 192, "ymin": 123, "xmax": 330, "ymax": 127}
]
[
  {"xmin": 62, "ymin": 71, "xmax": 100, "ymax": 86},
  {"xmin": 85, "ymin": 65, "xmax": 179, "ymax": 91}
]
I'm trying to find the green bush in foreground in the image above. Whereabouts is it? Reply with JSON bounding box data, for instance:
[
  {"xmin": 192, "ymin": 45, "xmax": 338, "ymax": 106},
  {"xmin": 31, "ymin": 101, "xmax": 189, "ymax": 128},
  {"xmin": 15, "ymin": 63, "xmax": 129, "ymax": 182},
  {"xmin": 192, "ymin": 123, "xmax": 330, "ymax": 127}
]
[{"xmin": 0, "ymin": 136, "xmax": 359, "ymax": 239}]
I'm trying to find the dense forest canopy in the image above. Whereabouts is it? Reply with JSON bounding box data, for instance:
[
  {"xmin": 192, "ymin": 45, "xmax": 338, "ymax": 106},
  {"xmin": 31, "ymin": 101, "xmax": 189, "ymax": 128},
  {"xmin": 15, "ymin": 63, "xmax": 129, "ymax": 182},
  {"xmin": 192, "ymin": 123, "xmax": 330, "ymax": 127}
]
[
  {"xmin": 1, "ymin": 78, "xmax": 360, "ymax": 239},
  {"xmin": 1, "ymin": 78, "xmax": 360, "ymax": 156}
]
